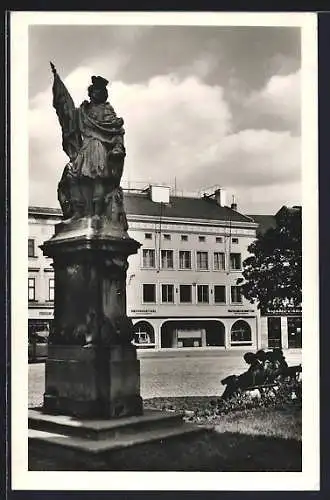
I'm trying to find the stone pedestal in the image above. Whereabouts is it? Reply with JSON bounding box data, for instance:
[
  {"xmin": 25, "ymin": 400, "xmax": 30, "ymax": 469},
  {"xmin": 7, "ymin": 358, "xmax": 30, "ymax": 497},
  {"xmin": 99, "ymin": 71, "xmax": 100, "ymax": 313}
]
[
  {"xmin": 40, "ymin": 215, "xmax": 142, "ymax": 419},
  {"xmin": 44, "ymin": 345, "xmax": 142, "ymax": 418}
]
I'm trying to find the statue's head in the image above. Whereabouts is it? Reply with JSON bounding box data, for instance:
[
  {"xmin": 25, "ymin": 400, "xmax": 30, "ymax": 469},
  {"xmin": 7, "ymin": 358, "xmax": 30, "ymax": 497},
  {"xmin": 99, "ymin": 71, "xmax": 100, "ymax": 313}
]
[{"xmin": 88, "ymin": 75, "xmax": 109, "ymax": 104}]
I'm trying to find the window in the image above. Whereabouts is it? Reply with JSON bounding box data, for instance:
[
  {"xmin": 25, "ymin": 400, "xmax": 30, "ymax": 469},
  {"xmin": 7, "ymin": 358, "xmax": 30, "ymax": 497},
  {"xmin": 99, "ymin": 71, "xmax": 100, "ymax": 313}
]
[
  {"xmin": 143, "ymin": 284, "xmax": 156, "ymax": 303},
  {"xmin": 142, "ymin": 249, "xmax": 155, "ymax": 268},
  {"xmin": 161, "ymin": 284, "xmax": 174, "ymax": 303},
  {"xmin": 214, "ymin": 285, "xmax": 226, "ymax": 303},
  {"xmin": 179, "ymin": 251, "xmax": 191, "ymax": 269},
  {"xmin": 216, "ymin": 237, "xmax": 223, "ymax": 243},
  {"xmin": 48, "ymin": 278, "xmax": 55, "ymax": 301},
  {"xmin": 161, "ymin": 250, "xmax": 174, "ymax": 269},
  {"xmin": 231, "ymin": 286, "xmax": 242, "ymax": 303},
  {"xmin": 214, "ymin": 252, "xmax": 226, "ymax": 271},
  {"xmin": 232, "ymin": 237, "xmax": 239, "ymax": 244},
  {"xmin": 28, "ymin": 278, "xmax": 35, "ymax": 301},
  {"xmin": 28, "ymin": 239, "xmax": 35, "ymax": 257},
  {"xmin": 163, "ymin": 234, "xmax": 171, "ymax": 240},
  {"xmin": 197, "ymin": 251, "xmax": 208, "ymax": 270},
  {"xmin": 181, "ymin": 235, "xmax": 188, "ymax": 241},
  {"xmin": 231, "ymin": 320, "xmax": 252, "ymax": 344},
  {"xmin": 179, "ymin": 285, "xmax": 192, "ymax": 303},
  {"xmin": 132, "ymin": 321, "xmax": 155, "ymax": 347},
  {"xmin": 198, "ymin": 236, "xmax": 206, "ymax": 242},
  {"xmin": 197, "ymin": 285, "xmax": 209, "ymax": 303},
  {"xmin": 230, "ymin": 253, "xmax": 241, "ymax": 270},
  {"xmin": 287, "ymin": 316, "xmax": 302, "ymax": 348},
  {"xmin": 145, "ymin": 233, "xmax": 152, "ymax": 240}
]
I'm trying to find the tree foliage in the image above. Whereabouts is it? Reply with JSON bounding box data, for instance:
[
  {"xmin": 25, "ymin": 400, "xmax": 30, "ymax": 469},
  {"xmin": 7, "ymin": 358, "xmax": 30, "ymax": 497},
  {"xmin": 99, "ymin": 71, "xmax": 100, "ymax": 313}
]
[{"xmin": 237, "ymin": 206, "xmax": 302, "ymax": 311}]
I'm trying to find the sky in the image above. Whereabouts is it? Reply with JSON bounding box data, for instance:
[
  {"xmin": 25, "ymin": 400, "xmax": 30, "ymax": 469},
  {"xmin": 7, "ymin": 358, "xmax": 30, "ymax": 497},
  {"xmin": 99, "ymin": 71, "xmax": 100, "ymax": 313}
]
[{"xmin": 28, "ymin": 24, "xmax": 301, "ymax": 214}]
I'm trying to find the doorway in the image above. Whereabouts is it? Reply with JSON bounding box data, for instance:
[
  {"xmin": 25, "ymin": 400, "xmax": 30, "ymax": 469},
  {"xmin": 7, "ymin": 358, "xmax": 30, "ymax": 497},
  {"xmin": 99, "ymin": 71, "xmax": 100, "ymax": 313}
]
[{"xmin": 267, "ymin": 317, "xmax": 282, "ymax": 348}]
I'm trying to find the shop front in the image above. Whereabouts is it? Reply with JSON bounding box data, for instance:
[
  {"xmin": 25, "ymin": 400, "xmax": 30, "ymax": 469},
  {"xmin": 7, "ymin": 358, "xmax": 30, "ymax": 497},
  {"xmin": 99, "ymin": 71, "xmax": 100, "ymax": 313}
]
[{"xmin": 262, "ymin": 308, "xmax": 302, "ymax": 349}]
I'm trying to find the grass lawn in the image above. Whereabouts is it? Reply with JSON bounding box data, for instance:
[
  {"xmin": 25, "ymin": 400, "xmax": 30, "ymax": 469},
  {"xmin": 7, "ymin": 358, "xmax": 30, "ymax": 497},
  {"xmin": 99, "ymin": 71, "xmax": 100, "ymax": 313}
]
[
  {"xmin": 144, "ymin": 396, "xmax": 302, "ymax": 440},
  {"xmin": 29, "ymin": 397, "xmax": 301, "ymax": 472}
]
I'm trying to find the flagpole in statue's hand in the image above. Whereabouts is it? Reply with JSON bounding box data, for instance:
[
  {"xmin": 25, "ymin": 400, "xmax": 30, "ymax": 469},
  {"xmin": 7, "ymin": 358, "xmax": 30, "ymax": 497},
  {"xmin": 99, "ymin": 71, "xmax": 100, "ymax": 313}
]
[{"xmin": 50, "ymin": 61, "xmax": 57, "ymax": 75}]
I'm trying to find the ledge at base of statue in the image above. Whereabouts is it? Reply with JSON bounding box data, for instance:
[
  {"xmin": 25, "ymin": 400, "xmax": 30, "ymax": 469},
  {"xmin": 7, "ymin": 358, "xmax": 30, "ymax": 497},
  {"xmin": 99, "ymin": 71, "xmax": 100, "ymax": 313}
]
[{"xmin": 43, "ymin": 344, "xmax": 143, "ymax": 419}]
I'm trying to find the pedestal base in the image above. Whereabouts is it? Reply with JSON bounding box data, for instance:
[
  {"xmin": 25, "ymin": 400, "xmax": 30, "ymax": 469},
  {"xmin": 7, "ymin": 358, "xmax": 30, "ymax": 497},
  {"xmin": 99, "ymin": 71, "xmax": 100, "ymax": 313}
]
[
  {"xmin": 28, "ymin": 408, "xmax": 207, "ymax": 470},
  {"xmin": 43, "ymin": 344, "xmax": 142, "ymax": 419}
]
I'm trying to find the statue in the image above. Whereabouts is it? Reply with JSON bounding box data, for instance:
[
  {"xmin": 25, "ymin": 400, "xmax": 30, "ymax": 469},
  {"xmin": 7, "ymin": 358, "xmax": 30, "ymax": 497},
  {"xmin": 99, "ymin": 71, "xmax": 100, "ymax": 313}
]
[{"xmin": 50, "ymin": 61, "xmax": 127, "ymax": 225}]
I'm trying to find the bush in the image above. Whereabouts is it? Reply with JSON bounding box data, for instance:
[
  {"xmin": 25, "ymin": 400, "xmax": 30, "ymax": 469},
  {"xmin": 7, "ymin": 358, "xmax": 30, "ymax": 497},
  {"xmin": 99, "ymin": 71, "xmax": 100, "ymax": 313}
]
[{"xmin": 184, "ymin": 380, "xmax": 302, "ymax": 423}]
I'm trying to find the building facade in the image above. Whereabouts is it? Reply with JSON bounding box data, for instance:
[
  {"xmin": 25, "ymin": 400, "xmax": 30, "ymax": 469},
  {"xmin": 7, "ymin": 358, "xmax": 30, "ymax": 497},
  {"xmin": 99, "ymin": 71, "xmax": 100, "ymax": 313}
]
[
  {"xmin": 28, "ymin": 188, "xmax": 301, "ymax": 351},
  {"xmin": 28, "ymin": 206, "xmax": 62, "ymax": 337},
  {"xmin": 28, "ymin": 186, "xmax": 260, "ymax": 350},
  {"xmin": 125, "ymin": 186, "xmax": 259, "ymax": 350}
]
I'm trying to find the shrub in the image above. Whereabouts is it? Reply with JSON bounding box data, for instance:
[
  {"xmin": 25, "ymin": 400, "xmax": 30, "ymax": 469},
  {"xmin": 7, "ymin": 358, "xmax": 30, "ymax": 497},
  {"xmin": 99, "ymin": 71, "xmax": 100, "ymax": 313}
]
[{"xmin": 184, "ymin": 380, "xmax": 302, "ymax": 423}]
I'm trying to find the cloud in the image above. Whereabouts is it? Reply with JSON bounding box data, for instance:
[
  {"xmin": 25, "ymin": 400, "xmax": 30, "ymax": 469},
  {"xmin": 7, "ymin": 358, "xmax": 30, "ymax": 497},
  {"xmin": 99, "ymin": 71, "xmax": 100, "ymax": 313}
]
[
  {"xmin": 231, "ymin": 180, "xmax": 301, "ymax": 215},
  {"xmin": 244, "ymin": 70, "xmax": 301, "ymax": 130},
  {"xmin": 29, "ymin": 65, "xmax": 300, "ymax": 214}
]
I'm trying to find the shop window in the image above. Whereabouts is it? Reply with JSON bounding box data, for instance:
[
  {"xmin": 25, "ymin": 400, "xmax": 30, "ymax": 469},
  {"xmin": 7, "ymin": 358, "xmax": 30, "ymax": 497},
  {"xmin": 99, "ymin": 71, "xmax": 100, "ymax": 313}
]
[
  {"xmin": 214, "ymin": 285, "xmax": 226, "ymax": 303},
  {"xmin": 287, "ymin": 316, "xmax": 302, "ymax": 348},
  {"xmin": 230, "ymin": 253, "xmax": 241, "ymax": 270},
  {"xmin": 142, "ymin": 284, "xmax": 156, "ymax": 303},
  {"xmin": 142, "ymin": 249, "xmax": 155, "ymax": 268},
  {"xmin": 28, "ymin": 277, "xmax": 36, "ymax": 301},
  {"xmin": 28, "ymin": 239, "xmax": 36, "ymax": 257},
  {"xmin": 179, "ymin": 285, "xmax": 192, "ymax": 303},
  {"xmin": 161, "ymin": 250, "xmax": 174, "ymax": 269},
  {"xmin": 231, "ymin": 286, "xmax": 242, "ymax": 303},
  {"xmin": 179, "ymin": 251, "xmax": 191, "ymax": 269},
  {"xmin": 231, "ymin": 320, "xmax": 252, "ymax": 344},
  {"xmin": 197, "ymin": 251, "xmax": 208, "ymax": 270},
  {"xmin": 161, "ymin": 284, "xmax": 174, "ymax": 303},
  {"xmin": 197, "ymin": 285, "xmax": 209, "ymax": 303},
  {"xmin": 132, "ymin": 321, "xmax": 155, "ymax": 348},
  {"xmin": 214, "ymin": 252, "xmax": 225, "ymax": 271}
]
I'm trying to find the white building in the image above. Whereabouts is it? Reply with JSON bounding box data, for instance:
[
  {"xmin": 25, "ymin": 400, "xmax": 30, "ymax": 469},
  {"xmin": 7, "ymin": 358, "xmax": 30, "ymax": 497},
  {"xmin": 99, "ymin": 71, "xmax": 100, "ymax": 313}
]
[
  {"xmin": 28, "ymin": 206, "xmax": 61, "ymax": 336},
  {"xmin": 125, "ymin": 186, "xmax": 259, "ymax": 350},
  {"xmin": 28, "ymin": 186, "xmax": 261, "ymax": 350}
]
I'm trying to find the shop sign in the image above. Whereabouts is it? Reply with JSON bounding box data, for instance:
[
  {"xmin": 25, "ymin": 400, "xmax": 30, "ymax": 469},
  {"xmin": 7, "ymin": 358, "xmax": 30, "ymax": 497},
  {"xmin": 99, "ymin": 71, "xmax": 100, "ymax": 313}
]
[
  {"xmin": 264, "ymin": 308, "xmax": 302, "ymax": 316},
  {"xmin": 228, "ymin": 309, "xmax": 254, "ymax": 314},
  {"xmin": 130, "ymin": 309, "xmax": 157, "ymax": 315}
]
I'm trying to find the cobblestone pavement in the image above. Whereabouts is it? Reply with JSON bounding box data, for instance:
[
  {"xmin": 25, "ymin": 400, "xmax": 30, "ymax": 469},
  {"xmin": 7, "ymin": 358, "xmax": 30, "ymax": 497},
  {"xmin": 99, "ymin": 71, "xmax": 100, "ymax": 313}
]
[{"xmin": 29, "ymin": 349, "xmax": 302, "ymax": 407}]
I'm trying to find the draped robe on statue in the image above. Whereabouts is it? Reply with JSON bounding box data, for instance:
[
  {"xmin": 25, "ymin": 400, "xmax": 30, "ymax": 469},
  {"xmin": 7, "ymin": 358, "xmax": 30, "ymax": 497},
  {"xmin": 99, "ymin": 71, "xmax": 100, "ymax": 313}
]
[{"xmin": 52, "ymin": 72, "xmax": 126, "ymax": 219}]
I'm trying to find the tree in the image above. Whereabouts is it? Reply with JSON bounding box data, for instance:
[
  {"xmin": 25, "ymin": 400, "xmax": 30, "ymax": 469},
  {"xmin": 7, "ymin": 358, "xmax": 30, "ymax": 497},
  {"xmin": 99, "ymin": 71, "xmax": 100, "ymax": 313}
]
[{"xmin": 237, "ymin": 206, "xmax": 302, "ymax": 311}]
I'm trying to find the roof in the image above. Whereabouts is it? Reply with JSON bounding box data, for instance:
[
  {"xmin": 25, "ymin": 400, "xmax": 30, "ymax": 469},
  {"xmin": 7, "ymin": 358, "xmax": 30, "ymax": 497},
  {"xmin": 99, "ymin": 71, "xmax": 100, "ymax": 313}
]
[
  {"xmin": 29, "ymin": 192, "xmax": 255, "ymax": 224},
  {"xmin": 124, "ymin": 192, "xmax": 254, "ymax": 223},
  {"xmin": 247, "ymin": 214, "xmax": 277, "ymax": 235}
]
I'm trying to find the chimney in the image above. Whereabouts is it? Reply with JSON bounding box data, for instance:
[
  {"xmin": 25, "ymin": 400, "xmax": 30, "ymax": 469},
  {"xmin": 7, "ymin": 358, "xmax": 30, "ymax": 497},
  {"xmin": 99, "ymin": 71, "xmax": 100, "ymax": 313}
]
[
  {"xmin": 231, "ymin": 195, "xmax": 237, "ymax": 211},
  {"xmin": 149, "ymin": 185, "xmax": 170, "ymax": 204},
  {"xmin": 214, "ymin": 188, "xmax": 226, "ymax": 207}
]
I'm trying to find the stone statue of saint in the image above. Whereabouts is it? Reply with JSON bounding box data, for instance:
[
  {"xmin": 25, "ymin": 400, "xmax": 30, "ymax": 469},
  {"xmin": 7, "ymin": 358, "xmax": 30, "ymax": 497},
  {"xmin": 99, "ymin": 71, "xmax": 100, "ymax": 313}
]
[{"xmin": 50, "ymin": 62, "xmax": 127, "ymax": 224}]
